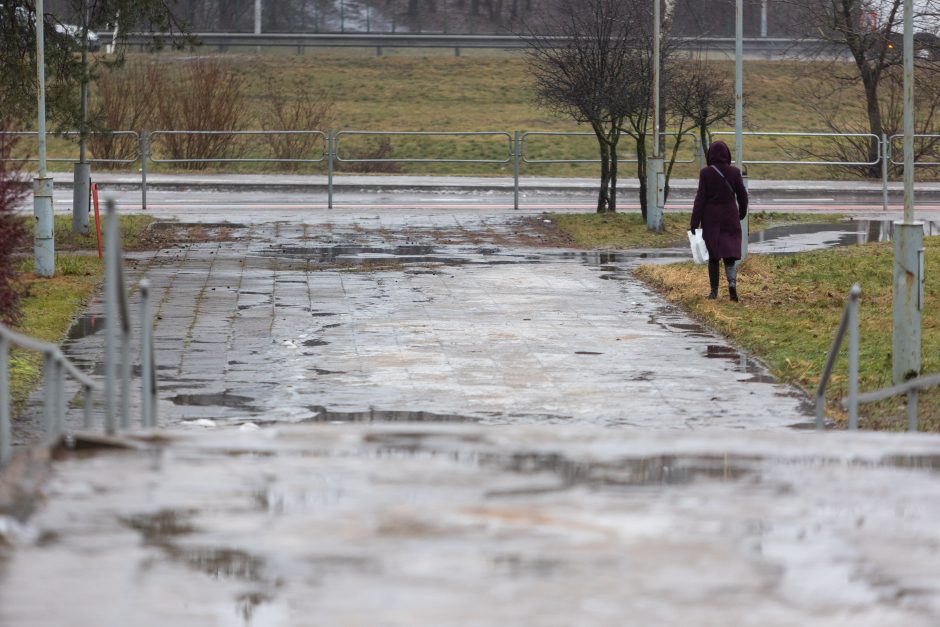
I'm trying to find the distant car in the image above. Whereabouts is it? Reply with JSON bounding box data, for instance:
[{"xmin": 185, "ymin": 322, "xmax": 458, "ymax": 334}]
[
  {"xmin": 875, "ymin": 31, "xmax": 940, "ymax": 61},
  {"xmin": 0, "ymin": 4, "xmax": 100, "ymax": 52},
  {"xmin": 54, "ymin": 21, "xmax": 100, "ymax": 52}
]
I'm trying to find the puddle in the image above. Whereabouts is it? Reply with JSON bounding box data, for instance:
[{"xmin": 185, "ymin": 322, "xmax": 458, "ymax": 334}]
[
  {"xmin": 703, "ymin": 344, "xmax": 777, "ymax": 383},
  {"xmin": 302, "ymin": 339, "xmax": 329, "ymax": 347},
  {"xmin": 304, "ymin": 406, "xmax": 478, "ymax": 423},
  {"xmin": 170, "ymin": 391, "xmax": 259, "ymax": 411},
  {"xmin": 66, "ymin": 314, "xmax": 105, "ymax": 341},
  {"xmin": 748, "ymin": 220, "xmax": 940, "ymax": 254},
  {"xmin": 122, "ymin": 509, "xmax": 197, "ymax": 542}
]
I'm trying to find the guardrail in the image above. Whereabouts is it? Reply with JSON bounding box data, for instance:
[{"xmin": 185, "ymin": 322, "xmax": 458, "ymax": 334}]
[
  {"xmin": 0, "ymin": 197, "xmax": 158, "ymax": 468},
  {"xmin": 108, "ymin": 32, "xmax": 845, "ymax": 58},
  {"xmin": 6, "ymin": 127, "xmax": 940, "ymax": 211},
  {"xmin": 0, "ymin": 130, "xmax": 140, "ymax": 165}
]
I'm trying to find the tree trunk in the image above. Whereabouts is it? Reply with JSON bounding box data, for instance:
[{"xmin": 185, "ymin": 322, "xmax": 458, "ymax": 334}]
[
  {"xmin": 860, "ymin": 66, "xmax": 884, "ymax": 178},
  {"xmin": 609, "ymin": 128, "xmax": 620, "ymax": 212},
  {"xmin": 597, "ymin": 137, "xmax": 611, "ymax": 213}
]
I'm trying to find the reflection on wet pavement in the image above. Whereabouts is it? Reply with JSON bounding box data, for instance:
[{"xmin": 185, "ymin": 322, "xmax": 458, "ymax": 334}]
[{"xmin": 4, "ymin": 425, "xmax": 940, "ymax": 626}]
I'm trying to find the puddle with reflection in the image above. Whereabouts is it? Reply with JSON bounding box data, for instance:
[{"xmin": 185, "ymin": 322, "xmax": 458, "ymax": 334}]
[
  {"xmin": 304, "ymin": 406, "xmax": 478, "ymax": 423},
  {"xmin": 66, "ymin": 314, "xmax": 105, "ymax": 341},
  {"xmin": 170, "ymin": 391, "xmax": 259, "ymax": 411},
  {"xmin": 704, "ymin": 344, "xmax": 777, "ymax": 383}
]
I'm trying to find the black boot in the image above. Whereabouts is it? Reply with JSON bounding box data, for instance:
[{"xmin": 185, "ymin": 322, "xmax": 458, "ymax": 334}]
[
  {"xmin": 725, "ymin": 259, "xmax": 739, "ymax": 302},
  {"xmin": 707, "ymin": 260, "xmax": 719, "ymax": 299}
]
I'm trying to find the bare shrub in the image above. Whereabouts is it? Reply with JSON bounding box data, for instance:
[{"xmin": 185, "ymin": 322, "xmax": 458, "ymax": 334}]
[
  {"xmin": 89, "ymin": 62, "xmax": 161, "ymax": 168},
  {"xmin": 152, "ymin": 59, "xmax": 247, "ymax": 169},
  {"xmin": 261, "ymin": 87, "xmax": 335, "ymax": 170},
  {"xmin": 0, "ymin": 120, "xmax": 30, "ymax": 325},
  {"xmin": 335, "ymin": 136, "xmax": 402, "ymax": 173}
]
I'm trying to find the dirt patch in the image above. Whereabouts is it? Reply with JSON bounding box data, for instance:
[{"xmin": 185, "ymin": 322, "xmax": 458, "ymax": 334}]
[{"xmin": 138, "ymin": 222, "xmax": 246, "ymax": 250}]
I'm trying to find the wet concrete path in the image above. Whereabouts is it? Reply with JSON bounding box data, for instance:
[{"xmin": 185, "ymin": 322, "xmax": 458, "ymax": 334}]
[
  {"xmin": 11, "ymin": 213, "xmax": 835, "ymax": 441},
  {"xmin": 5, "ymin": 210, "xmax": 940, "ymax": 625},
  {"xmin": 4, "ymin": 425, "xmax": 940, "ymax": 626}
]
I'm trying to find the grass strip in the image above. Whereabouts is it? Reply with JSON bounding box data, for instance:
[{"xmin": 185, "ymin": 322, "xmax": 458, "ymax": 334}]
[
  {"xmin": 634, "ymin": 237, "xmax": 940, "ymax": 431},
  {"xmin": 544, "ymin": 211, "xmax": 844, "ymax": 249},
  {"xmin": 8, "ymin": 215, "xmax": 157, "ymax": 416}
]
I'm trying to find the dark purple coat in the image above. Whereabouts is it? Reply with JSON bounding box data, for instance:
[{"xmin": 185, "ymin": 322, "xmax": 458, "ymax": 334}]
[{"xmin": 690, "ymin": 141, "xmax": 749, "ymax": 261}]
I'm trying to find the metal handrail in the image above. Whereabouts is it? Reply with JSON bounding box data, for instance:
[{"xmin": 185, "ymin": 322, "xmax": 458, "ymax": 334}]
[
  {"xmin": 0, "ymin": 323, "xmax": 100, "ymax": 466},
  {"xmin": 148, "ymin": 130, "xmax": 328, "ymax": 164},
  {"xmin": 0, "ymin": 130, "xmax": 141, "ymax": 165},
  {"xmin": 815, "ymin": 284, "xmax": 861, "ymax": 430},
  {"xmin": 848, "ymin": 373, "xmax": 940, "ymax": 432},
  {"xmin": 888, "ymin": 133, "xmax": 940, "ymax": 166},
  {"xmin": 521, "ymin": 130, "xmax": 698, "ymax": 164},
  {"xmin": 334, "ymin": 130, "xmax": 513, "ymax": 164},
  {"xmin": 710, "ymin": 131, "xmax": 882, "ymax": 166}
]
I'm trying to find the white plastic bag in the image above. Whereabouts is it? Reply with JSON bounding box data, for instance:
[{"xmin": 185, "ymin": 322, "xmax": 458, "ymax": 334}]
[{"xmin": 688, "ymin": 229, "xmax": 709, "ymax": 264}]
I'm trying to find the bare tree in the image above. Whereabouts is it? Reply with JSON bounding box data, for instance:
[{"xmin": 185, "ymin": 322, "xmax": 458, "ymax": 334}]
[
  {"xmin": 784, "ymin": 0, "xmax": 940, "ymax": 177},
  {"xmin": 524, "ymin": 0, "xmax": 650, "ymax": 213}
]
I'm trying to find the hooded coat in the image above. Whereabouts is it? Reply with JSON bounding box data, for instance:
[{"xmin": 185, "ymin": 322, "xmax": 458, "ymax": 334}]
[{"xmin": 690, "ymin": 141, "xmax": 749, "ymax": 261}]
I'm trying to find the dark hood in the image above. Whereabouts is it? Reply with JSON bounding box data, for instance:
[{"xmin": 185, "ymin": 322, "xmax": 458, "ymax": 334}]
[{"xmin": 706, "ymin": 141, "xmax": 732, "ymax": 165}]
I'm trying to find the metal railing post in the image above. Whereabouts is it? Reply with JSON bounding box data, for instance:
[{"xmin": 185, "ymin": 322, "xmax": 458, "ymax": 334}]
[
  {"xmin": 815, "ymin": 284, "xmax": 861, "ymax": 430},
  {"xmin": 140, "ymin": 132, "xmax": 149, "ymax": 211},
  {"xmin": 907, "ymin": 388, "xmax": 918, "ymax": 432},
  {"xmin": 140, "ymin": 279, "xmax": 154, "ymax": 428},
  {"xmin": 0, "ymin": 335, "xmax": 10, "ymax": 465},
  {"xmin": 120, "ymin": 322, "xmax": 131, "ymax": 430},
  {"xmin": 42, "ymin": 352, "xmax": 55, "ymax": 438},
  {"xmin": 882, "ymin": 133, "xmax": 889, "ymax": 212},
  {"xmin": 328, "ymin": 128, "xmax": 334, "ymax": 210},
  {"xmin": 54, "ymin": 358, "xmax": 65, "ymax": 436},
  {"xmin": 848, "ymin": 289, "xmax": 860, "ymax": 430},
  {"xmin": 104, "ymin": 200, "xmax": 119, "ymax": 435},
  {"xmin": 513, "ymin": 131, "xmax": 520, "ymax": 211},
  {"xmin": 83, "ymin": 384, "xmax": 93, "ymax": 430}
]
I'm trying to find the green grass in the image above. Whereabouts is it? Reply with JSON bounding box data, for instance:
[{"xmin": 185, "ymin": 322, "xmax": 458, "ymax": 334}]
[
  {"xmin": 545, "ymin": 211, "xmax": 845, "ymax": 249},
  {"xmin": 22, "ymin": 52, "xmax": 927, "ymax": 182},
  {"xmin": 37, "ymin": 214, "xmax": 158, "ymax": 252},
  {"xmin": 8, "ymin": 215, "xmax": 158, "ymax": 416},
  {"xmin": 635, "ymin": 237, "xmax": 940, "ymax": 431}
]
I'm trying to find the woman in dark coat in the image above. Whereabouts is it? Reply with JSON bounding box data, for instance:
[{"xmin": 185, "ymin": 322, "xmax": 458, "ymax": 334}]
[{"xmin": 690, "ymin": 140, "xmax": 749, "ymax": 301}]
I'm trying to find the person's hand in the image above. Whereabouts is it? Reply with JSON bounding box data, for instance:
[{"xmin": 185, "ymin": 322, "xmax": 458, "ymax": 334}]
[{"xmin": 689, "ymin": 227, "xmax": 696, "ymax": 234}]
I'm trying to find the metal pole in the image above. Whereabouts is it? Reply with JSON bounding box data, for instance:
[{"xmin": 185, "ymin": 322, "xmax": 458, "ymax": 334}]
[
  {"xmin": 893, "ymin": 0, "xmax": 924, "ymax": 384},
  {"xmin": 54, "ymin": 359, "xmax": 65, "ymax": 436},
  {"xmin": 140, "ymin": 132, "xmax": 149, "ymax": 211},
  {"xmin": 513, "ymin": 131, "xmax": 520, "ymax": 211},
  {"xmin": 848, "ymin": 290, "xmax": 859, "ymax": 430},
  {"xmin": 646, "ymin": 0, "xmax": 664, "ymax": 232},
  {"xmin": 42, "ymin": 352, "xmax": 55, "ymax": 438},
  {"xmin": 83, "ymin": 384, "xmax": 93, "ymax": 430},
  {"xmin": 882, "ymin": 133, "xmax": 889, "ymax": 212},
  {"xmin": 104, "ymin": 199, "xmax": 118, "ymax": 435},
  {"xmin": 736, "ymin": 0, "xmax": 747, "ymax": 261},
  {"xmin": 761, "ymin": 0, "xmax": 767, "ymax": 37},
  {"xmin": 328, "ymin": 128, "xmax": 334, "ymax": 210},
  {"xmin": 73, "ymin": 0, "xmax": 91, "ymax": 235},
  {"xmin": 140, "ymin": 279, "xmax": 153, "ymax": 428},
  {"xmin": 653, "ymin": 0, "xmax": 660, "ymax": 159},
  {"xmin": 254, "ymin": 0, "xmax": 262, "ymax": 54},
  {"xmin": 120, "ymin": 325, "xmax": 130, "ymax": 430},
  {"xmin": 34, "ymin": 0, "xmax": 54, "ymax": 278},
  {"xmin": 0, "ymin": 336, "xmax": 10, "ymax": 465}
]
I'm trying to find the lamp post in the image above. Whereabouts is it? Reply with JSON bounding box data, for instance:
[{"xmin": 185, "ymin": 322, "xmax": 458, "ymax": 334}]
[
  {"xmin": 34, "ymin": 0, "xmax": 54, "ymax": 278},
  {"xmin": 73, "ymin": 0, "xmax": 91, "ymax": 235},
  {"xmin": 646, "ymin": 0, "xmax": 664, "ymax": 232},
  {"xmin": 893, "ymin": 0, "xmax": 924, "ymax": 384},
  {"xmin": 736, "ymin": 0, "xmax": 748, "ymax": 261}
]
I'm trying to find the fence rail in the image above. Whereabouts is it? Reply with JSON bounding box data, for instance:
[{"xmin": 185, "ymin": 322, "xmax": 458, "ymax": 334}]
[
  {"xmin": 0, "ymin": 130, "xmax": 140, "ymax": 165},
  {"xmin": 5, "ymin": 127, "xmax": 940, "ymax": 211},
  {"xmin": 0, "ymin": 197, "xmax": 159, "ymax": 469}
]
